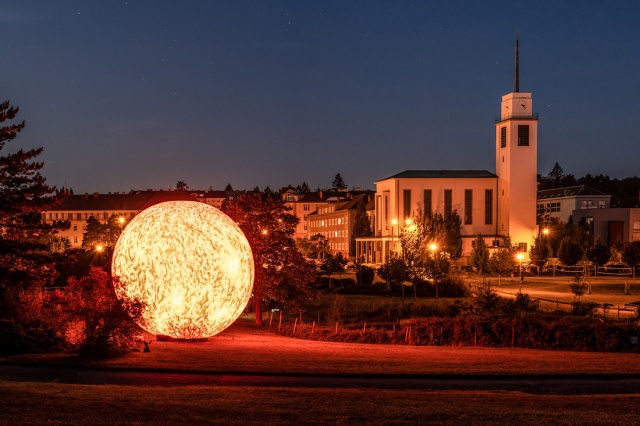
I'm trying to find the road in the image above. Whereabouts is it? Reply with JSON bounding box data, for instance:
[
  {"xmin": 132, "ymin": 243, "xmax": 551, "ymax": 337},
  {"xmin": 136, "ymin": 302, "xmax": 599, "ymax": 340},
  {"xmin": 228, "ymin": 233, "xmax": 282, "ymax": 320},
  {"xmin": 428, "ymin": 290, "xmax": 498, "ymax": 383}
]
[{"xmin": 2, "ymin": 364, "xmax": 640, "ymax": 395}]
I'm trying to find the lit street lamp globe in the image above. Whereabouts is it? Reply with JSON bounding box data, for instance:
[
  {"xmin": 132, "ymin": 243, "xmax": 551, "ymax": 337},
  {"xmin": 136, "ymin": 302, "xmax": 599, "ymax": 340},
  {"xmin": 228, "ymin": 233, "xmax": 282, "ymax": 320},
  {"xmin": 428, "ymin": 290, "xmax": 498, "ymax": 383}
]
[{"xmin": 112, "ymin": 201, "xmax": 254, "ymax": 340}]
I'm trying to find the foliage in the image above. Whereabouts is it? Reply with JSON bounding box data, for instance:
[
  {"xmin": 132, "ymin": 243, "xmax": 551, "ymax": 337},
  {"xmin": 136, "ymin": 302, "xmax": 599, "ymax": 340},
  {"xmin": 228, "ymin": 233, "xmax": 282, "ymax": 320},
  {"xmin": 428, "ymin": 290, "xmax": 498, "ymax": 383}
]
[
  {"xmin": 470, "ymin": 233, "xmax": 490, "ymax": 274},
  {"xmin": 175, "ymin": 181, "xmax": 188, "ymax": 190},
  {"xmin": 420, "ymin": 211, "xmax": 462, "ymax": 260},
  {"xmin": 81, "ymin": 214, "xmax": 123, "ymax": 251},
  {"xmin": 0, "ymin": 289, "xmax": 70, "ymax": 355},
  {"xmin": 487, "ymin": 238, "xmax": 516, "ymax": 282},
  {"xmin": 355, "ymin": 263, "xmax": 375, "ymax": 286},
  {"xmin": 529, "ymin": 236, "xmax": 551, "ymax": 271},
  {"xmin": 320, "ymin": 252, "xmax": 348, "ymax": 289},
  {"xmin": 331, "ymin": 173, "xmax": 347, "ymax": 190},
  {"xmin": 223, "ymin": 192, "xmax": 319, "ymax": 324},
  {"xmin": 350, "ymin": 195, "xmax": 372, "ymax": 256},
  {"xmin": 587, "ymin": 238, "xmax": 610, "ymax": 267},
  {"xmin": 60, "ymin": 267, "xmax": 145, "ymax": 358},
  {"xmin": 621, "ymin": 242, "xmax": 640, "ymax": 270},
  {"xmin": 570, "ymin": 301, "xmax": 598, "ymax": 317},
  {"xmin": 569, "ymin": 274, "xmax": 588, "ymax": 300},
  {"xmin": 0, "ymin": 100, "xmax": 69, "ymax": 351},
  {"xmin": 558, "ymin": 236, "xmax": 584, "ymax": 266},
  {"xmin": 377, "ymin": 255, "xmax": 410, "ymax": 292},
  {"xmin": 326, "ymin": 294, "xmax": 346, "ymax": 324},
  {"xmin": 310, "ymin": 233, "xmax": 330, "ymax": 260}
]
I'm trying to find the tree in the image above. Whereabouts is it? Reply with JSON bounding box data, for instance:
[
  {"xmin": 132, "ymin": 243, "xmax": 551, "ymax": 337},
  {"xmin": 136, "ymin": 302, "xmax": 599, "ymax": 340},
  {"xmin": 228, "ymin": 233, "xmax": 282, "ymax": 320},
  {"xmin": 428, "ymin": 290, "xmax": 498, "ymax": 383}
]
[
  {"xmin": 61, "ymin": 267, "xmax": 145, "ymax": 358},
  {"xmin": 422, "ymin": 250, "xmax": 450, "ymax": 298},
  {"xmin": 377, "ymin": 255, "xmax": 410, "ymax": 295},
  {"xmin": 487, "ymin": 238, "xmax": 516, "ymax": 286},
  {"xmin": 558, "ymin": 236, "xmax": 584, "ymax": 266},
  {"xmin": 223, "ymin": 193, "xmax": 318, "ymax": 325},
  {"xmin": 350, "ymin": 196, "xmax": 372, "ymax": 256},
  {"xmin": 421, "ymin": 211, "xmax": 462, "ymax": 261},
  {"xmin": 0, "ymin": 100, "xmax": 68, "ymax": 345},
  {"xmin": 470, "ymin": 233, "xmax": 490, "ymax": 275},
  {"xmin": 331, "ymin": 173, "xmax": 347, "ymax": 190},
  {"xmin": 298, "ymin": 181, "xmax": 310, "ymax": 192},
  {"xmin": 320, "ymin": 252, "xmax": 347, "ymax": 289},
  {"xmin": 310, "ymin": 233, "xmax": 330, "ymax": 260},
  {"xmin": 621, "ymin": 242, "xmax": 640, "ymax": 277},
  {"xmin": 587, "ymin": 238, "xmax": 610, "ymax": 270},
  {"xmin": 175, "ymin": 181, "xmax": 188, "ymax": 191},
  {"xmin": 529, "ymin": 236, "xmax": 551, "ymax": 275}
]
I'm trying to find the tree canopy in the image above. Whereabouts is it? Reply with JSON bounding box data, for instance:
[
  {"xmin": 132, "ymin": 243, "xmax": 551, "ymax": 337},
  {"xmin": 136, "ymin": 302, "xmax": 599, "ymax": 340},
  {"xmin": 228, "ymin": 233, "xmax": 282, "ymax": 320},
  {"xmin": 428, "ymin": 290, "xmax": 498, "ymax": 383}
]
[
  {"xmin": 223, "ymin": 192, "xmax": 318, "ymax": 324},
  {"xmin": 0, "ymin": 100, "xmax": 68, "ymax": 349}
]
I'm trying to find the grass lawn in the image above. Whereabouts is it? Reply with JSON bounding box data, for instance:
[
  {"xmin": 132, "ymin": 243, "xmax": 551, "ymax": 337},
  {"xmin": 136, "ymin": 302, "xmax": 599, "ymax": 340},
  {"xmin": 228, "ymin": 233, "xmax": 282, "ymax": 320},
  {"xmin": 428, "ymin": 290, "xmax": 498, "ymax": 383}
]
[
  {"xmin": 2, "ymin": 381, "xmax": 639, "ymax": 425},
  {"xmin": 2, "ymin": 318, "xmax": 640, "ymax": 424}
]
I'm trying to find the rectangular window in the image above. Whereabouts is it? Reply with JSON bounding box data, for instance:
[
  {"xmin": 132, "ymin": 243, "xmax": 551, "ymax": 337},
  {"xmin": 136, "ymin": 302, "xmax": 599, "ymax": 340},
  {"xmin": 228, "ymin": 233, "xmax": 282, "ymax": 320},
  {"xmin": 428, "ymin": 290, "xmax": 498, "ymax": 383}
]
[
  {"xmin": 423, "ymin": 190, "xmax": 432, "ymax": 218},
  {"xmin": 73, "ymin": 225, "xmax": 77, "ymax": 231},
  {"xmin": 464, "ymin": 190, "xmax": 472, "ymax": 225},
  {"xmin": 518, "ymin": 242, "xmax": 527, "ymax": 252},
  {"xmin": 517, "ymin": 125, "xmax": 529, "ymax": 146},
  {"xmin": 73, "ymin": 236, "xmax": 78, "ymax": 244},
  {"xmin": 485, "ymin": 189, "xmax": 493, "ymax": 225},
  {"xmin": 500, "ymin": 127, "xmax": 506, "ymax": 148},
  {"xmin": 303, "ymin": 204, "xmax": 310, "ymax": 211},
  {"xmin": 444, "ymin": 189, "xmax": 452, "ymax": 220},
  {"xmin": 598, "ymin": 200, "xmax": 606, "ymax": 208},
  {"xmin": 550, "ymin": 202, "xmax": 561, "ymax": 213},
  {"xmin": 403, "ymin": 189, "xmax": 411, "ymax": 219}
]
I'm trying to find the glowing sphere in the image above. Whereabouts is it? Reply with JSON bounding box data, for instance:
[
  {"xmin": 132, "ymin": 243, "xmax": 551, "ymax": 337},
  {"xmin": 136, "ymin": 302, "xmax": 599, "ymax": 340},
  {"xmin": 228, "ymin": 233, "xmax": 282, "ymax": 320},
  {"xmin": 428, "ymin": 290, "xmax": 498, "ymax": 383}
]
[{"xmin": 112, "ymin": 201, "xmax": 254, "ymax": 339}]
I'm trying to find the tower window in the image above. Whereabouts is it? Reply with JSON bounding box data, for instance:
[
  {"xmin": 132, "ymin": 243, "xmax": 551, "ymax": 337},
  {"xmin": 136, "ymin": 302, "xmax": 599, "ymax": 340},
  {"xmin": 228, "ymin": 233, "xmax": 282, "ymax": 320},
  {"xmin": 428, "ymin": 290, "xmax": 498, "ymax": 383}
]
[
  {"xmin": 517, "ymin": 125, "xmax": 529, "ymax": 146},
  {"xmin": 500, "ymin": 127, "xmax": 506, "ymax": 148},
  {"xmin": 464, "ymin": 190, "xmax": 472, "ymax": 225},
  {"xmin": 444, "ymin": 189, "xmax": 452, "ymax": 220}
]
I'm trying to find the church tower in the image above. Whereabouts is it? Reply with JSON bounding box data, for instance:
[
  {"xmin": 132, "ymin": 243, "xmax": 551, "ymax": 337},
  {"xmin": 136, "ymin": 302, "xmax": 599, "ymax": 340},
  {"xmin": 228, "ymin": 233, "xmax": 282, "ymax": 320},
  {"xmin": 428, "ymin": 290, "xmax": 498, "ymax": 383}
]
[{"xmin": 495, "ymin": 36, "xmax": 538, "ymax": 253}]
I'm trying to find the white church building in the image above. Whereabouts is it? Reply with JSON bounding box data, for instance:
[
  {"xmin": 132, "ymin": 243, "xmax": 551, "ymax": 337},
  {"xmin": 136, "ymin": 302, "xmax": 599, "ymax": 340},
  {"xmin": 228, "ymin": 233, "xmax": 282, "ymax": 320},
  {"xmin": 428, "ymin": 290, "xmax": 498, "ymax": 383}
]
[{"xmin": 356, "ymin": 39, "xmax": 538, "ymax": 265}]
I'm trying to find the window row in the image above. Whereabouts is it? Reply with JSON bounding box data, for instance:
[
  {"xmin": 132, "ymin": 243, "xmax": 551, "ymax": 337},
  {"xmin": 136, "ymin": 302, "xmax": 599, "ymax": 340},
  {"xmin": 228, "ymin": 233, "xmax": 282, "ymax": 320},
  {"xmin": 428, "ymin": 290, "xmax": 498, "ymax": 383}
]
[{"xmin": 400, "ymin": 189, "xmax": 493, "ymax": 225}]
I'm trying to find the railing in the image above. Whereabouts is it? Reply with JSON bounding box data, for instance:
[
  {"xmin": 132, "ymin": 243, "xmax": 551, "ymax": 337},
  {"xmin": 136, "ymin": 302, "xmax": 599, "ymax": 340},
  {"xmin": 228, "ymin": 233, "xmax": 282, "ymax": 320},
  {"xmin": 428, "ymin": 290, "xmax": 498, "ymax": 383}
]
[{"xmin": 495, "ymin": 112, "xmax": 539, "ymax": 123}]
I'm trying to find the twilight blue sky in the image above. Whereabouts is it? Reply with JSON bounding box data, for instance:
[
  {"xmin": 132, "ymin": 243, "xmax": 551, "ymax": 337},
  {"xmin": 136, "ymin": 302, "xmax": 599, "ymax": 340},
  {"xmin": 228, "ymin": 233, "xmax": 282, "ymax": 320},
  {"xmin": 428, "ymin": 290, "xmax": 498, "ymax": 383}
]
[{"xmin": 1, "ymin": 1, "xmax": 639, "ymax": 193}]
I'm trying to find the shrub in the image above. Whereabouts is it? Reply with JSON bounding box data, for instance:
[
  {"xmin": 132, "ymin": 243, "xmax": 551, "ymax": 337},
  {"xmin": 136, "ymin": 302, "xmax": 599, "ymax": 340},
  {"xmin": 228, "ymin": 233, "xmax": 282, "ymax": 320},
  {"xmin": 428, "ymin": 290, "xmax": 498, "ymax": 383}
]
[
  {"xmin": 61, "ymin": 267, "xmax": 145, "ymax": 358},
  {"xmin": 356, "ymin": 265, "xmax": 375, "ymax": 286}
]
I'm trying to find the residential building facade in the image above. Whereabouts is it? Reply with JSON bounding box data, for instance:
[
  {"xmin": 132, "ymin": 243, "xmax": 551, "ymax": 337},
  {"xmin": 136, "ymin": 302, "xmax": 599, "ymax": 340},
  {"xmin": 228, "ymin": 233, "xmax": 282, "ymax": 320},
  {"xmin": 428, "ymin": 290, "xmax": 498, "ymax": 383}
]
[{"xmin": 537, "ymin": 185, "xmax": 611, "ymax": 225}]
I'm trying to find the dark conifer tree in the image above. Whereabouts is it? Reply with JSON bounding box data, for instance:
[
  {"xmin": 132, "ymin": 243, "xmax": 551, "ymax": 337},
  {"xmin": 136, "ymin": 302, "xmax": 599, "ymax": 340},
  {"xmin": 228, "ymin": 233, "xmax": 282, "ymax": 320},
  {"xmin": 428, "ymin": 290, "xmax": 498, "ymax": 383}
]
[{"xmin": 0, "ymin": 100, "xmax": 68, "ymax": 347}]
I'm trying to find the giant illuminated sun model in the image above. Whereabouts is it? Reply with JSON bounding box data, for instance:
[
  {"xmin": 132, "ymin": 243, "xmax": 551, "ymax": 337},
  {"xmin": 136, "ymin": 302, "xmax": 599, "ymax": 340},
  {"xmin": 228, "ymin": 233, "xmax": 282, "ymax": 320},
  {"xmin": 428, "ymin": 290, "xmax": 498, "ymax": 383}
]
[{"xmin": 112, "ymin": 201, "xmax": 254, "ymax": 340}]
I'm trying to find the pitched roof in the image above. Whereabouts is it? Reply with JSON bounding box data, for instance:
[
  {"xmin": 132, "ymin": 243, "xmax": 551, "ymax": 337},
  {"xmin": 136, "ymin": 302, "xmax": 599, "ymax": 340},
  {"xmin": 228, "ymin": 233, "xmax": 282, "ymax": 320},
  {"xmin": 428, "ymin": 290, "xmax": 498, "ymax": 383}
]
[
  {"xmin": 377, "ymin": 170, "xmax": 498, "ymax": 181},
  {"xmin": 49, "ymin": 191, "xmax": 198, "ymax": 212},
  {"xmin": 537, "ymin": 185, "xmax": 611, "ymax": 200}
]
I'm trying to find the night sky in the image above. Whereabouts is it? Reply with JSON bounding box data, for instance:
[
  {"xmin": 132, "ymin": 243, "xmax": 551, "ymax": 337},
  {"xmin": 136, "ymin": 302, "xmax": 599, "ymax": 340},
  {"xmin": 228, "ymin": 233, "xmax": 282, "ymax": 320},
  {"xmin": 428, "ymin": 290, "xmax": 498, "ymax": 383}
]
[{"xmin": 1, "ymin": 1, "xmax": 639, "ymax": 193}]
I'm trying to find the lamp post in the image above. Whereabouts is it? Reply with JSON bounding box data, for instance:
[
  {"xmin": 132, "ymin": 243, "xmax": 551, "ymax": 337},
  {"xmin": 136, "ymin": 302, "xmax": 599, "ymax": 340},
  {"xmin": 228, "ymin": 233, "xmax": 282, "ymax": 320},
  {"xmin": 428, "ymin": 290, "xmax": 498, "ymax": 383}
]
[
  {"xmin": 517, "ymin": 253, "xmax": 524, "ymax": 293},
  {"xmin": 429, "ymin": 243, "xmax": 438, "ymax": 298},
  {"xmin": 390, "ymin": 218, "xmax": 398, "ymax": 260}
]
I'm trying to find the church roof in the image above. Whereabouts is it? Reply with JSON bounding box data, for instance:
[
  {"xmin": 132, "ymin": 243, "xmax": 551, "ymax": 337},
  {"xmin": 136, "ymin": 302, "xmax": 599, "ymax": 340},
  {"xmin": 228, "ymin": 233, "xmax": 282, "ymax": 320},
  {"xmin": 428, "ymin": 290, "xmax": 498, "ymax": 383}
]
[
  {"xmin": 378, "ymin": 170, "xmax": 498, "ymax": 181},
  {"xmin": 537, "ymin": 185, "xmax": 610, "ymax": 200}
]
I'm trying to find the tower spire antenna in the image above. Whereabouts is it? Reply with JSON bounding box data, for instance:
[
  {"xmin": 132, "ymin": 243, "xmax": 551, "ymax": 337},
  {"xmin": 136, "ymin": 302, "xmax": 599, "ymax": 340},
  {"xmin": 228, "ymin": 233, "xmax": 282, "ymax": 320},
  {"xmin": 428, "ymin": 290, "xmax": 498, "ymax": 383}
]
[{"xmin": 514, "ymin": 33, "xmax": 520, "ymax": 93}]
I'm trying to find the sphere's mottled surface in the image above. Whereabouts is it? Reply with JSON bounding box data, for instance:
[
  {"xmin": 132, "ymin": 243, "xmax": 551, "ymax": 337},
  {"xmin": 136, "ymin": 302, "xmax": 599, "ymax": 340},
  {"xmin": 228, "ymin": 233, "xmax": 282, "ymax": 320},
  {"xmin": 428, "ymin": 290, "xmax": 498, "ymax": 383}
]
[{"xmin": 112, "ymin": 201, "xmax": 254, "ymax": 339}]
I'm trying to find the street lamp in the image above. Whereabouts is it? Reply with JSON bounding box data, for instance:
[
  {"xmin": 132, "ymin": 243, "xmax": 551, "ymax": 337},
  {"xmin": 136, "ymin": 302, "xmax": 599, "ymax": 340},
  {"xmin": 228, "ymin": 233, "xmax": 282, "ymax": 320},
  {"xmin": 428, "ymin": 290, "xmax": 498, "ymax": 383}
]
[
  {"xmin": 429, "ymin": 243, "xmax": 438, "ymax": 298},
  {"xmin": 516, "ymin": 253, "xmax": 524, "ymax": 293}
]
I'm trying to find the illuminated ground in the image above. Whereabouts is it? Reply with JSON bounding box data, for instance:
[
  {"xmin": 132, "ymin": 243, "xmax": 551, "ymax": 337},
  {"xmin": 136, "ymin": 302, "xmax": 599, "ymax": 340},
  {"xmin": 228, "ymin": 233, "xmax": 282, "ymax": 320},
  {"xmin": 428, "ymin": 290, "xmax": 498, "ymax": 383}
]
[{"xmin": 1, "ymin": 318, "xmax": 639, "ymax": 424}]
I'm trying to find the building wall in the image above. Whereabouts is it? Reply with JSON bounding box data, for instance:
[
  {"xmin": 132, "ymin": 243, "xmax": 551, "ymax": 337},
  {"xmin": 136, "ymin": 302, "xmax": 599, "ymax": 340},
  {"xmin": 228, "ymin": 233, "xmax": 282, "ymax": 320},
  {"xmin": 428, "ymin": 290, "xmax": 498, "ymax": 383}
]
[
  {"xmin": 537, "ymin": 196, "xmax": 610, "ymax": 224},
  {"xmin": 307, "ymin": 205, "xmax": 356, "ymax": 257},
  {"xmin": 373, "ymin": 176, "xmax": 499, "ymax": 257},
  {"xmin": 572, "ymin": 208, "xmax": 640, "ymax": 246}
]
